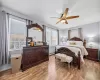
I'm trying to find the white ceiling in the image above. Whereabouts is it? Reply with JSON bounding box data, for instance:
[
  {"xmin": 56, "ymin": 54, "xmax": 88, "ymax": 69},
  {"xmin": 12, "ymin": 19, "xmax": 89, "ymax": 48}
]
[{"xmin": 1, "ymin": 0, "xmax": 100, "ymax": 29}]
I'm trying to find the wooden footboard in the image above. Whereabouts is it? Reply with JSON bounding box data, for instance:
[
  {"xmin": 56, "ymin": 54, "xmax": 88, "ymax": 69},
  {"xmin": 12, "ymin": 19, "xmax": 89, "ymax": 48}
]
[
  {"xmin": 55, "ymin": 47, "xmax": 81, "ymax": 69},
  {"xmin": 78, "ymin": 51, "xmax": 80, "ymax": 69}
]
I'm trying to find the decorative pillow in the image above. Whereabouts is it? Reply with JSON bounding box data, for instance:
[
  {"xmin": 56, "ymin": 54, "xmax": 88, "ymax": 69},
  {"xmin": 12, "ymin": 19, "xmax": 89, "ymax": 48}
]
[
  {"xmin": 67, "ymin": 41, "xmax": 83, "ymax": 46},
  {"xmin": 74, "ymin": 41, "xmax": 83, "ymax": 46},
  {"xmin": 69, "ymin": 42, "xmax": 76, "ymax": 45}
]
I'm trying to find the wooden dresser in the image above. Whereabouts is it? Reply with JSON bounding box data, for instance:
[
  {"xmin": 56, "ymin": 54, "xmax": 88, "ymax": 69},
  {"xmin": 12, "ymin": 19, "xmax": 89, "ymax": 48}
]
[
  {"xmin": 21, "ymin": 45, "xmax": 49, "ymax": 71},
  {"xmin": 86, "ymin": 48, "xmax": 98, "ymax": 61}
]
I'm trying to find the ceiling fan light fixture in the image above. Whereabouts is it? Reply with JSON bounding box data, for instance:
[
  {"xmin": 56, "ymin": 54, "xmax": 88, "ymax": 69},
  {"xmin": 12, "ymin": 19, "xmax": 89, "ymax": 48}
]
[{"xmin": 61, "ymin": 20, "xmax": 65, "ymax": 23}]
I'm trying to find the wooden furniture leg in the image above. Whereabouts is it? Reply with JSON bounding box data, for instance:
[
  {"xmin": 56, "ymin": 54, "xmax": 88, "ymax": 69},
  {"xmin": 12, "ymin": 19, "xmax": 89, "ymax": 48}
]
[{"xmin": 78, "ymin": 52, "xmax": 80, "ymax": 69}]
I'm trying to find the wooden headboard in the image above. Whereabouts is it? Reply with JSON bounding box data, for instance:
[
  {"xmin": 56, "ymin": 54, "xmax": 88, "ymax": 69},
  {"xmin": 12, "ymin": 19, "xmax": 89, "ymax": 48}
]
[
  {"xmin": 69, "ymin": 37, "xmax": 83, "ymax": 41},
  {"xmin": 69, "ymin": 37, "xmax": 86, "ymax": 48}
]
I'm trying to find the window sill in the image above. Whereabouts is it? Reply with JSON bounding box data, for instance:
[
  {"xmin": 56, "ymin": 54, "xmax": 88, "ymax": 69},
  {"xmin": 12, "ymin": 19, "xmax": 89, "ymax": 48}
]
[{"xmin": 9, "ymin": 49, "xmax": 23, "ymax": 51}]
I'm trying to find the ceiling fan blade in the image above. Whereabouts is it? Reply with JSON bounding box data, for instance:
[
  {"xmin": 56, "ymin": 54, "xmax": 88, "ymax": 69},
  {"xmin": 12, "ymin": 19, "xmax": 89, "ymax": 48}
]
[
  {"xmin": 56, "ymin": 19, "xmax": 62, "ymax": 24},
  {"xmin": 62, "ymin": 8, "xmax": 69, "ymax": 18},
  {"xmin": 65, "ymin": 20, "xmax": 68, "ymax": 24},
  {"xmin": 66, "ymin": 16, "xmax": 79, "ymax": 19}
]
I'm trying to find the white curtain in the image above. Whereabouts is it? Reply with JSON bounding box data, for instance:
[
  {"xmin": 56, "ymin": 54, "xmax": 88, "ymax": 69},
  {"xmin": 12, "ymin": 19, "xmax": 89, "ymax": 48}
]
[{"xmin": 0, "ymin": 11, "xmax": 9, "ymax": 65}]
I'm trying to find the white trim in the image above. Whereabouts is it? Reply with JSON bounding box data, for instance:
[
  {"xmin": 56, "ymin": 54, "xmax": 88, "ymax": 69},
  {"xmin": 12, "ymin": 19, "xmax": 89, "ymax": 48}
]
[
  {"xmin": 9, "ymin": 15, "xmax": 26, "ymax": 23},
  {"xmin": 9, "ymin": 49, "xmax": 22, "ymax": 51}
]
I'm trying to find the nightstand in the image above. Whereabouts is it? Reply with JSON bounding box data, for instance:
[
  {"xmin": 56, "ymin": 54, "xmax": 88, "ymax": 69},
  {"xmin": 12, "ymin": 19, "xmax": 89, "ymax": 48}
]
[{"xmin": 86, "ymin": 48, "xmax": 98, "ymax": 61}]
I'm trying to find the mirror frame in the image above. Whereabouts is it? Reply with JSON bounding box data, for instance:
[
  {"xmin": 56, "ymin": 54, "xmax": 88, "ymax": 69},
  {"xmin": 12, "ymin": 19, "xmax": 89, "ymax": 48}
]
[{"xmin": 26, "ymin": 23, "xmax": 44, "ymax": 46}]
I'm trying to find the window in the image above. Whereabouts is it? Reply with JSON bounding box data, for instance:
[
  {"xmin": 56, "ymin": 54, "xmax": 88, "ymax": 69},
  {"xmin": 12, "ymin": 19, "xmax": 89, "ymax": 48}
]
[
  {"xmin": 46, "ymin": 28, "xmax": 52, "ymax": 45},
  {"xmin": 51, "ymin": 30, "xmax": 58, "ymax": 45},
  {"xmin": 9, "ymin": 16, "xmax": 26, "ymax": 51},
  {"xmin": 46, "ymin": 28, "xmax": 58, "ymax": 46}
]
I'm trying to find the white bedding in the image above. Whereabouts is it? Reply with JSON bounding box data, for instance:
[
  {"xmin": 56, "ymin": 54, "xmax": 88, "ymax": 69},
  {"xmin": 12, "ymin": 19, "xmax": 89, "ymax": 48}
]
[{"xmin": 56, "ymin": 45, "xmax": 88, "ymax": 63}]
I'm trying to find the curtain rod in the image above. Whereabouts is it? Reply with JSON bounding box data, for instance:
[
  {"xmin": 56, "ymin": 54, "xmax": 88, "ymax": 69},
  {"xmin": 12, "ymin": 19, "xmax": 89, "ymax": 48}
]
[{"xmin": 2, "ymin": 10, "xmax": 31, "ymax": 21}]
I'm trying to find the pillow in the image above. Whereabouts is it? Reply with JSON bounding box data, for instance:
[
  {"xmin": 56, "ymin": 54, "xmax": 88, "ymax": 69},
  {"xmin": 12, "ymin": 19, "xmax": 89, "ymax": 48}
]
[
  {"xmin": 70, "ymin": 42, "xmax": 76, "ymax": 45},
  {"xmin": 67, "ymin": 41, "xmax": 83, "ymax": 46},
  {"xmin": 75, "ymin": 41, "xmax": 83, "ymax": 46},
  {"xmin": 67, "ymin": 41, "xmax": 76, "ymax": 45}
]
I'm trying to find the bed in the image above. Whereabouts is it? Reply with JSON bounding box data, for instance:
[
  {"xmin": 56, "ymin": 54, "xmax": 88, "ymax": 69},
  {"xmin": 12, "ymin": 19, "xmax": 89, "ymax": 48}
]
[{"xmin": 55, "ymin": 37, "xmax": 88, "ymax": 69}]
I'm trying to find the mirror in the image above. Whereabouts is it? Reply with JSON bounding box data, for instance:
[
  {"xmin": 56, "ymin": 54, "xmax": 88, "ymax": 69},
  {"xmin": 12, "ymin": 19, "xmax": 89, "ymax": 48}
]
[{"xmin": 29, "ymin": 27, "xmax": 42, "ymax": 42}]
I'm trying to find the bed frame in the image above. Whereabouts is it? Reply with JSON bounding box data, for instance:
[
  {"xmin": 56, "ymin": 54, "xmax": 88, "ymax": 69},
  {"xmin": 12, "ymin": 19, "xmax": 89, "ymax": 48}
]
[{"xmin": 55, "ymin": 37, "xmax": 85, "ymax": 69}]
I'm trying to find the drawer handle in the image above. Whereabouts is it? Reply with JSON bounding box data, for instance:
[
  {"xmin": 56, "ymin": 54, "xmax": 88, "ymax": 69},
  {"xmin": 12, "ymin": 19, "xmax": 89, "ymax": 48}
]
[{"xmin": 16, "ymin": 58, "xmax": 19, "ymax": 59}]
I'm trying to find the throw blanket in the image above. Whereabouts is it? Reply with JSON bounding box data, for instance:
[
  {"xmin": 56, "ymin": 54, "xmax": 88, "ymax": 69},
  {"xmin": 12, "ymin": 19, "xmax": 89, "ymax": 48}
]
[
  {"xmin": 67, "ymin": 45, "xmax": 88, "ymax": 56},
  {"xmin": 56, "ymin": 47, "xmax": 78, "ymax": 64}
]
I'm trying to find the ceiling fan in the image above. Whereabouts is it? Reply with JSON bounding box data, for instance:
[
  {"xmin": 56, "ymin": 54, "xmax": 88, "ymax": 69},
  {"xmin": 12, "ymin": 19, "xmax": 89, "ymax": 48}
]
[{"xmin": 51, "ymin": 8, "xmax": 79, "ymax": 24}]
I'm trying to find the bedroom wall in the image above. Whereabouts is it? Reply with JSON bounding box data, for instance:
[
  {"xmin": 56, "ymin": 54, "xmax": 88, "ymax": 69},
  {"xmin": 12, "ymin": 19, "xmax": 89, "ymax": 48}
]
[
  {"xmin": 70, "ymin": 29, "xmax": 79, "ymax": 38},
  {"xmin": 63, "ymin": 22, "xmax": 99, "ymax": 49},
  {"xmin": 82, "ymin": 22, "xmax": 99, "ymax": 49}
]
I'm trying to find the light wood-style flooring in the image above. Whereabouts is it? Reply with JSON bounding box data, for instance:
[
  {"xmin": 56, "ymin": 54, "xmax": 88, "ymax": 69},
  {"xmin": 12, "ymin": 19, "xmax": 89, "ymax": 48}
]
[{"xmin": 0, "ymin": 55, "xmax": 100, "ymax": 80}]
